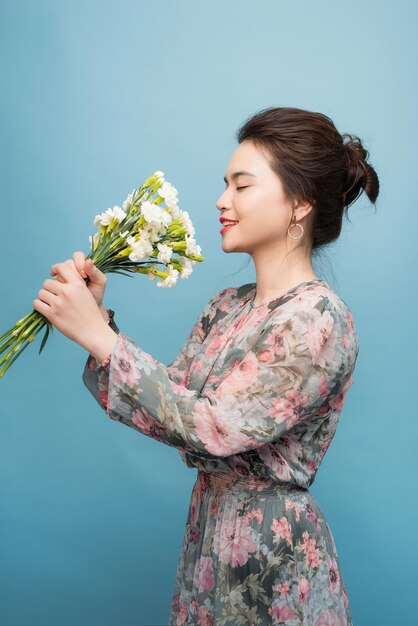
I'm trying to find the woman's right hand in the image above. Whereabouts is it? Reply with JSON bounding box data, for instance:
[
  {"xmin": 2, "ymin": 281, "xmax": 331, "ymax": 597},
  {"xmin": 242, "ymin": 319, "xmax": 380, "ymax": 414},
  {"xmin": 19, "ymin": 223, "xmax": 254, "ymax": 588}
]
[{"xmin": 51, "ymin": 251, "xmax": 108, "ymax": 308}]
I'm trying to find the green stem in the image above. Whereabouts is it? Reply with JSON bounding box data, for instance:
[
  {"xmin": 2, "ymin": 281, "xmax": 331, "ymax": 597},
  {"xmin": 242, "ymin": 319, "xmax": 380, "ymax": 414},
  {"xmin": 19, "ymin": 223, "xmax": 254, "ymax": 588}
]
[{"xmin": 0, "ymin": 338, "xmax": 33, "ymax": 378}]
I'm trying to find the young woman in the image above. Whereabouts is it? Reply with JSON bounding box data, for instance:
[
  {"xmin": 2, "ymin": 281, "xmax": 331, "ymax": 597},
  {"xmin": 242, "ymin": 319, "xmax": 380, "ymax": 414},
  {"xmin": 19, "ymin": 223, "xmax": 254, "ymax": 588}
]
[{"xmin": 33, "ymin": 106, "xmax": 379, "ymax": 625}]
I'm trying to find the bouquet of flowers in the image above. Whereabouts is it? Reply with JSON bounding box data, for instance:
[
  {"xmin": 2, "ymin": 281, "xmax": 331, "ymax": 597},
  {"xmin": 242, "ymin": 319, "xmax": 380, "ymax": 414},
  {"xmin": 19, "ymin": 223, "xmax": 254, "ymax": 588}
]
[{"xmin": 0, "ymin": 171, "xmax": 204, "ymax": 379}]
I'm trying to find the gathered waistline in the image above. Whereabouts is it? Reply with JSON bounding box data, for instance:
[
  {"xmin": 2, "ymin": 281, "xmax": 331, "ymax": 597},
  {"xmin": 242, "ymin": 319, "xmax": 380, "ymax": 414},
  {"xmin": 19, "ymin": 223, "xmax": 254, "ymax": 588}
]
[{"xmin": 197, "ymin": 471, "xmax": 309, "ymax": 495}]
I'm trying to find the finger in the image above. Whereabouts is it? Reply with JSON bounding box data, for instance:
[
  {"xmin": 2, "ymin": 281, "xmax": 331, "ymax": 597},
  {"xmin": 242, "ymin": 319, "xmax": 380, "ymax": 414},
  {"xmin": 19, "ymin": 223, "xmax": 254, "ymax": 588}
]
[
  {"xmin": 73, "ymin": 251, "xmax": 88, "ymax": 278},
  {"xmin": 32, "ymin": 298, "xmax": 51, "ymax": 320},
  {"xmin": 50, "ymin": 267, "xmax": 65, "ymax": 282},
  {"xmin": 50, "ymin": 260, "xmax": 81, "ymax": 283},
  {"xmin": 42, "ymin": 278, "xmax": 64, "ymax": 295},
  {"xmin": 37, "ymin": 288, "xmax": 57, "ymax": 306}
]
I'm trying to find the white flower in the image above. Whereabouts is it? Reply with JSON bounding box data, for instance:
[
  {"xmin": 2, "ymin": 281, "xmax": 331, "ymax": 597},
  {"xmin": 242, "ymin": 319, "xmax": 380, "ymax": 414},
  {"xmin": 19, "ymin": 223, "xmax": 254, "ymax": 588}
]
[
  {"xmin": 156, "ymin": 264, "xmax": 179, "ymax": 288},
  {"xmin": 156, "ymin": 243, "xmax": 173, "ymax": 264},
  {"xmin": 122, "ymin": 188, "xmax": 136, "ymax": 211},
  {"xmin": 167, "ymin": 204, "xmax": 181, "ymax": 219},
  {"xmin": 180, "ymin": 210, "xmax": 196, "ymax": 237},
  {"xmin": 89, "ymin": 232, "xmax": 100, "ymax": 247},
  {"xmin": 154, "ymin": 170, "xmax": 165, "ymax": 180},
  {"xmin": 126, "ymin": 234, "xmax": 139, "ymax": 248},
  {"xmin": 145, "ymin": 226, "xmax": 164, "ymax": 243},
  {"xmin": 120, "ymin": 230, "xmax": 130, "ymax": 239},
  {"xmin": 94, "ymin": 205, "xmax": 127, "ymax": 227},
  {"xmin": 128, "ymin": 237, "xmax": 154, "ymax": 261},
  {"xmin": 178, "ymin": 256, "xmax": 195, "ymax": 278},
  {"xmin": 141, "ymin": 200, "xmax": 172, "ymax": 228},
  {"xmin": 157, "ymin": 181, "xmax": 179, "ymax": 208},
  {"xmin": 185, "ymin": 234, "xmax": 201, "ymax": 256}
]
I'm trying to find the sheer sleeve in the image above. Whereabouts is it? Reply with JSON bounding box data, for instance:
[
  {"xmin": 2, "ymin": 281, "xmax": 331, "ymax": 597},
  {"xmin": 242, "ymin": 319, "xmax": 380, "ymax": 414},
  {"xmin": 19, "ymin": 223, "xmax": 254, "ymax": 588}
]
[
  {"xmin": 82, "ymin": 293, "xmax": 358, "ymax": 459},
  {"xmin": 82, "ymin": 309, "xmax": 121, "ymax": 408},
  {"xmin": 82, "ymin": 289, "xmax": 231, "ymax": 415}
]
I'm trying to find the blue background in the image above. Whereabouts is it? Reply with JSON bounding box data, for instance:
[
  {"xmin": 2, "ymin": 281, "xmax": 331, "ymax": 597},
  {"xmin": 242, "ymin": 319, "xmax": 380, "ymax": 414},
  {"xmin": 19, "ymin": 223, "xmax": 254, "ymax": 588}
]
[{"xmin": 1, "ymin": 1, "xmax": 416, "ymax": 625}]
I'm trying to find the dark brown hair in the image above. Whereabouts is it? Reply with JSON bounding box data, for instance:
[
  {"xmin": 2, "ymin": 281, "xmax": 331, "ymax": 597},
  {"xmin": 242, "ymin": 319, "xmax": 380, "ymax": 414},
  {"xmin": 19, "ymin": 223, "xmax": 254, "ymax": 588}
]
[{"xmin": 236, "ymin": 106, "xmax": 380, "ymax": 251}]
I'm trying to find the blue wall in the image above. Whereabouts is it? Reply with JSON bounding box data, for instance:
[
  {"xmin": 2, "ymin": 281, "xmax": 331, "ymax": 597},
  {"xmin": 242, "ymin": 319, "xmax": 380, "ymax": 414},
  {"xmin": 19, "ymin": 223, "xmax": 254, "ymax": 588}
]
[{"xmin": 1, "ymin": 1, "xmax": 416, "ymax": 624}]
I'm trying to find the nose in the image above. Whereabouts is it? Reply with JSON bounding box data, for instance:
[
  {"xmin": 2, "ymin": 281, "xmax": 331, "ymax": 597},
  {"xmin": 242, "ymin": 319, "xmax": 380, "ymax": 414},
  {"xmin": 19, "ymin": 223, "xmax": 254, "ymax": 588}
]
[{"xmin": 216, "ymin": 189, "xmax": 229, "ymax": 211}]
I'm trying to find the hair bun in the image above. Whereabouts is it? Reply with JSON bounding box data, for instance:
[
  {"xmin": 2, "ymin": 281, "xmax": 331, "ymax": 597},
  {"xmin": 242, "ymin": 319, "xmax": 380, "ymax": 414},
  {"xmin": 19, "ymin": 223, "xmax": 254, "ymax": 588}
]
[{"xmin": 341, "ymin": 133, "xmax": 380, "ymax": 207}]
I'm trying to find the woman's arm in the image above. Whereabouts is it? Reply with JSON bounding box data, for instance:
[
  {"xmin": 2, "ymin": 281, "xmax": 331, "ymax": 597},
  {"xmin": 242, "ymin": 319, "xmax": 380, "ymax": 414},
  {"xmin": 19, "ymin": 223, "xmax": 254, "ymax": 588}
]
[
  {"xmin": 82, "ymin": 288, "xmax": 231, "ymax": 415},
  {"xmin": 83, "ymin": 295, "xmax": 357, "ymax": 460}
]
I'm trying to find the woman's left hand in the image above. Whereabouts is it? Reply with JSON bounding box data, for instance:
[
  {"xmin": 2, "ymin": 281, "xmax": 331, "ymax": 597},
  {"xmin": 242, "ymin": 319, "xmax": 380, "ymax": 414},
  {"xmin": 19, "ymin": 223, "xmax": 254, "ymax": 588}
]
[{"xmin": 32, "ymin": 259, "xmax": 112, "ymax": 354}]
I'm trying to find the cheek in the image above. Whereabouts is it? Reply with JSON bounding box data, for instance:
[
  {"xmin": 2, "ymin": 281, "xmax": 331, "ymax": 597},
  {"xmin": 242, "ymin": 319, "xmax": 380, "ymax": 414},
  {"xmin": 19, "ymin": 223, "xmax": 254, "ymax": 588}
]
[{"xmin": 242, "ymin": 191, "xmax": 286, "ymax": 232}]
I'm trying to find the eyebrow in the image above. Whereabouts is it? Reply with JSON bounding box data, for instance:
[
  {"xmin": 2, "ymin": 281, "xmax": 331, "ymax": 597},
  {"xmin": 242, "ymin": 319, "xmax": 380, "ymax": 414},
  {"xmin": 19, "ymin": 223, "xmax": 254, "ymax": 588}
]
[{"xmin": 223, "ymin": 170, "xmax": 257, "ymax": 184}]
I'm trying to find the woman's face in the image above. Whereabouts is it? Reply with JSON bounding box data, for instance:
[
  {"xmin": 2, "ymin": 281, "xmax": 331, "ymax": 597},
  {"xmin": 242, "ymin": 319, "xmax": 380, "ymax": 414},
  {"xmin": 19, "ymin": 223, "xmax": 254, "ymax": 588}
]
[{"xmin": 216, "ymin": 139, "xmax": 295, "ymax": 255}]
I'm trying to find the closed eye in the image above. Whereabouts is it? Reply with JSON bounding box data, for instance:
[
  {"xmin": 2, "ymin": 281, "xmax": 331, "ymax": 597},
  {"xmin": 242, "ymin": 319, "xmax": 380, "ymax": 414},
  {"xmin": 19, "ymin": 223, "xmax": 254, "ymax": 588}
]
[{"xmin": 236, "ymin": 186, "xmax": 249, "ymax": 191}]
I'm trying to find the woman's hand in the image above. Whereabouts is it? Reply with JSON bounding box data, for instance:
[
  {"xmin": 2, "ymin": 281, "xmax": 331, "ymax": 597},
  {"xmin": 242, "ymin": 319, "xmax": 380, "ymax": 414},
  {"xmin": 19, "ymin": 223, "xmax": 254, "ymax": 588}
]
[
  {"xmin": 51, "ymin": 251, "xmax": 107, "ymax": 308},
  {"xmin": 33, "ymin": 259, "xmax": 117, "ymax": 359}
]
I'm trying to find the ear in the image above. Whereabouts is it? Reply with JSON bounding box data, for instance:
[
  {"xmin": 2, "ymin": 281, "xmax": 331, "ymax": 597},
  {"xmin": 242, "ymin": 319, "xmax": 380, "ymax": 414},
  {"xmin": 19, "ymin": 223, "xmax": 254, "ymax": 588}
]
[{"xmin": 293, "ymin": 199, "xmax": 315, "ymax": 222}]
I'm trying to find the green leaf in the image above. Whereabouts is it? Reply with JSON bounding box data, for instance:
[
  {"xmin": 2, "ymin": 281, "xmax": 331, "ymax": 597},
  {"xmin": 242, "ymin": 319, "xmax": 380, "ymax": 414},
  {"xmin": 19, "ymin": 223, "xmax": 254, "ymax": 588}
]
[{"xmin": 39, "ymin": 324, "xmax": 50, "ymax": 355}]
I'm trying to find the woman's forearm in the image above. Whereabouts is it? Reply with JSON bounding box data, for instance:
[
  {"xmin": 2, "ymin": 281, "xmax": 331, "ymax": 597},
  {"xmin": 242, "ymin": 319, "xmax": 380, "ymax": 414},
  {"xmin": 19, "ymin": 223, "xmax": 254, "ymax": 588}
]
[{"xmin": 99, "ymin": 303, "xmax": 109, "ymax": 322}]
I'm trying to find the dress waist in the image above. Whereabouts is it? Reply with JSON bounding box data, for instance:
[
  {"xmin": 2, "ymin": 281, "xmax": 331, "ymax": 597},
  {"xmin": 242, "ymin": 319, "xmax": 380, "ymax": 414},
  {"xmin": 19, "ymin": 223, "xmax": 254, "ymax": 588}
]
[{"xmin": 197, "ymin": 470, "xmax": 309, "ymax": 496}]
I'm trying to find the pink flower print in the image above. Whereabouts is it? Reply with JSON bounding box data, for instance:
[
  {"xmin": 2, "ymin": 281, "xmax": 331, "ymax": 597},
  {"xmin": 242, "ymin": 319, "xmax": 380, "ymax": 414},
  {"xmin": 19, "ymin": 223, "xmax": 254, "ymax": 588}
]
[
  {"xmin": 275, "ymin": 581, "xmax": 290, "ymax": 596},
  {"xmin": 285, "ymin": 499, "xmax": 302, "ymax": 523},
  {"xmin": 193, "ymin": 358, "xmax": 205, "ymax": 373},
  {"xmin": 206, "ymin": 333, "xmax": 223, "ymax": 357},
  {"xmin": 269, "ymin": 389, "xmax": 307, "ymax": 428},
  {"xmin": 87, "ymin": 354, "xmax": 98, "ymax": 370},
  {"xmin": 327, "ymin": 556, "xmax": 341, "ymax": 594},
  {"xmin": 170, "ymin": 592, "xmax": 180, "ymax": 611},
  {"xmin": 298, "ymin": 577, "xmax": 310, "ymax": 603},
  {"xmin": 193, "ymin": 400, "xmax": 257, "ymax": 456},
  {"xmin": 190, "ymin": 527, "xmax": 201, "ymax": 544},
  {"xmin": 246, "ymin": 474, "xmax": 274, "ymax": 491},
  {"xmin": 219, "ymin": 292, "xmax": 235, "ymax": 312},
  {"xmin": 306, "ymin": 504, "xmax": 321, "ymax": 532},
  {"xmin": 268, "ymin": 603, "xmax": 297, "ymax": 621},
  {"xmin": 329, "ymin": 376, "xmax": 353, "ymax": 412},
  {"xmin": 347, "ymin": 310, "xmax": 354, "ymax": 332},
  {"xmin": 176, "ymin": 601, "xmax": 188, "ymax": 625},
  {"xmin": 243, "ymin": 508, "xmax": 263, "ymax": 525},
  {"xmin": 212, "ymin": 510, "xmax": 258, "ymax": 567},
  {"xmin": 302, "ymin": 309, "xmax": 336, "ymax": 367},
  {"xmin": 257, "ymin": 348, "xmax": 275, "ymax": 364},
  {"xmin": 314, "ymin": 608, "xmax": 346, "ymax": 626},
  {"xmin": 193, "ymin": 556, "xmax": 215, "ymax": 593},
  {"xmin": 264, "ymin": 328, "xmax": 286, "ymax": 359},
  {"xmin": 271, "ymin": 516, "xmax": 293, "ymax": 548},
  {"xmin": 170, "ymin": 380, "xmax": 193, "ymax": 396},
  {"xmin": 307, "ymin": 459, "xmax": 317, "ymax": 475},
  {"xmin": 131, "ymin": 407, "xmax": 154, "ymax": 434},
  {"xmin": 318, "ymin": 377, "xmax": 332, "ymax": 401},
  {"xmin": 168, "ymin": 364, "xmax": 188, "ymax": 386},
  {"xmin": 98, "ymin": 388, "xmax": 109, "ymax": 412},
  {"xmin": 220, "ymin": 351, "xmax": 259, "ymax": 394},
  {"xmin": 131, "ymin": 407, "xmax": 166, "ymax": 442},
  {"xmin": 277, "ymin": 434, "xmax": 303, "ymax": 464},
  {"xmin": 258, "ymin": 444, "xmax": 292, "ymax": 481},
  {"xmin": 300, "ymin": 531, "xmax": 321, "ymax": 568},
  {"xmin": 113, "ymin": 344, "xmax": 141, "ymax": 387},
  {"xmin": 197, "ymin": 606, "xmax": 214, "ymax": 626},
  {"xmin": 306, "ymin": 549, "xmax": 321, "ymax": 568},
  {"xmin": 343, "ymin": 588, "xmax": 349, "ymax": 607}
]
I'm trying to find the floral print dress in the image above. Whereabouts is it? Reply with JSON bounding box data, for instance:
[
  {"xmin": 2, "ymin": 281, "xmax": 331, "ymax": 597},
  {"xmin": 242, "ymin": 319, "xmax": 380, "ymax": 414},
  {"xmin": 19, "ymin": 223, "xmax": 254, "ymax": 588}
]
[{"xmin": 82, "ymin": 279, "xmax": 359, "ymax": 626}]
